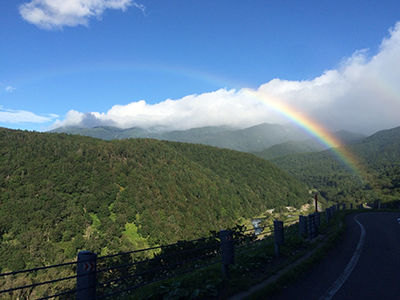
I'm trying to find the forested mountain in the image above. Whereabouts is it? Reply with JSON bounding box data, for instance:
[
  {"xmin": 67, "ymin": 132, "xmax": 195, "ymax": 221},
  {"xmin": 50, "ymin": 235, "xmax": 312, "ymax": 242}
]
[
  {"xmin": 270, "ymin": 126, "xmax": 400, "ymax": 204},
  {"xmin": 253, "ymin": 130, "xmax": 366, "ymax": 160},
  {"xmin": 52, "ymin": 123, "xmax": 313, "ymax": 152},
  {"xmin": 53, "ymin": 124, "xmax": 365, "ymax": 156},
  {"xmin": 0, "ymin": 128, "xmax": 308, "ymax": 271}
]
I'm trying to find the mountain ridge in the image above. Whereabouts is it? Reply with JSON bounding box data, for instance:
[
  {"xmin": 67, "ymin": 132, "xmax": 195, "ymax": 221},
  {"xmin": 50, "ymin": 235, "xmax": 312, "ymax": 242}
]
[{"xmin": 51, "ymin": 123, "xmax": 365, "ymax": 154}]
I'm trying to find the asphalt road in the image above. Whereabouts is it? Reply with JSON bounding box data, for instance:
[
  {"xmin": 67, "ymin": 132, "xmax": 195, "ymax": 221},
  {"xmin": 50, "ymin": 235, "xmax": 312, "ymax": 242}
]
[{"xmin": 270, "ymin": 212, "xmax": 400, "ymax": 300}]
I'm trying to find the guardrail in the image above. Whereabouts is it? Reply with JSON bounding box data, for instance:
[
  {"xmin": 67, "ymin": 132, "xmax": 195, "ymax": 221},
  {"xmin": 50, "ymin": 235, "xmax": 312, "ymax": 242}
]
[{"xmin": 0, "ymin": 204, "xmax": 347, "ymax": 299}]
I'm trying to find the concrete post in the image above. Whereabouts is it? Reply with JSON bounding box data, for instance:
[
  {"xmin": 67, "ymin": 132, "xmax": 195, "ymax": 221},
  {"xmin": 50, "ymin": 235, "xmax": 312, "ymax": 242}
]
[
  {"xmin": 219, "ymin": 230, "xmax": 234, "ymax": 279},
  {"xmin": 299, "ymin": 215, "xmax": 307, "ymax": 237},
  {"xmin": 273, "ymin": 220, "xmax": 284, "ymax": 257},
  {"xmin": 77, "ymin": 251, "xmax": 97, "ymax": 300}
]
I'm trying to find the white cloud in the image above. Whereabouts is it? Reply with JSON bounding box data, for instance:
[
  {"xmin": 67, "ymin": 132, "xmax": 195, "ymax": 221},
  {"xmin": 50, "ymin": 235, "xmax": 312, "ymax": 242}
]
[
  {"xmin": 19, "ymin": 0, "xmax": 144, "ymax": 29},
  {"xmin": 56, "ymin": 22, "xmax": 400, "ymax": 134},
  {"xmin": 5, "ymin": 86, "xmax": 16, "ymax": 93},
  {"xmin": 0, "ymin": 107, "xmax": 58, "ymax": 124},
  {"xmin": 132, "ymin": 1, "xmax": 145, "ymax": 14}
]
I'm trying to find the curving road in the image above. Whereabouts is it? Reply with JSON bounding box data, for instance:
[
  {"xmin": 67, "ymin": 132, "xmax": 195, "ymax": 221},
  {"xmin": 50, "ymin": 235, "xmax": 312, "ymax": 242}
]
[{"xmin": 271, "ymin": 212, "xmax": 400, "ymax": 300}]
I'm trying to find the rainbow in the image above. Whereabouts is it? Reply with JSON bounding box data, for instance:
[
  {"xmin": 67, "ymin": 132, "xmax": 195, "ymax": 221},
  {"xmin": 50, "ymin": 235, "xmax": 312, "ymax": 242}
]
[
  {"xmin": 246, "ymin": 89, "xmax": 365, "ymax": 181},
  {"xmin": 12, "ymin": 60, "xmax": 241, "ymax": 92}
]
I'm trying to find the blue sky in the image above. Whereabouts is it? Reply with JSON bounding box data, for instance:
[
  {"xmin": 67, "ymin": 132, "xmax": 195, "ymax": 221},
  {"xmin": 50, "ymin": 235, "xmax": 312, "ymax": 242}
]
[{"xmin": 1, "ymin": 0, "xmax": 400, "ymax": 132}]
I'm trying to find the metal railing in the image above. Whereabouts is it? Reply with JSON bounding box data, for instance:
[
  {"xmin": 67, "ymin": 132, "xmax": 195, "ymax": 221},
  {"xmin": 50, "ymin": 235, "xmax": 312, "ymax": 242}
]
[{"xmin": 0, "ymin": 204, "xmax": 347, "ymax": 299}]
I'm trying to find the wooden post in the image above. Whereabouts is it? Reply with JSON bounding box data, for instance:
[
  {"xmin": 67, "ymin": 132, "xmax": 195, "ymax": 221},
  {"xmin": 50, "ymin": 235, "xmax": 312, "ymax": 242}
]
[{"xmin": 314, "ymin": 194, "xmax": 318, "ymax": 213}]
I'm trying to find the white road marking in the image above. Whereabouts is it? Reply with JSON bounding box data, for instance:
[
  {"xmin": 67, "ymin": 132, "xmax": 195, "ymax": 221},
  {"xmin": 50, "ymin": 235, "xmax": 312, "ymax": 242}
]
[{"xmin": 319, "ymin": 214, "xmax": 366, "ymax": 300}]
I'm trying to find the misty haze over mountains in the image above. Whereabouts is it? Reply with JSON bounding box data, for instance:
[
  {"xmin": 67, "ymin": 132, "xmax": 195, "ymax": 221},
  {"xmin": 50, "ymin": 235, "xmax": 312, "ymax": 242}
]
[{"xmin": 52, "ymin": 122, "xmax": 367, "ymax": 154}]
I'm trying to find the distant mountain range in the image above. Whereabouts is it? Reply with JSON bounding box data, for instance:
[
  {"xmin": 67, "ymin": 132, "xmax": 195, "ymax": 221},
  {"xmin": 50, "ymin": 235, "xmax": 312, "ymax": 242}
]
[{"xmin": 52, "ymin": 123, "xmax": 366, "ymax": 154}]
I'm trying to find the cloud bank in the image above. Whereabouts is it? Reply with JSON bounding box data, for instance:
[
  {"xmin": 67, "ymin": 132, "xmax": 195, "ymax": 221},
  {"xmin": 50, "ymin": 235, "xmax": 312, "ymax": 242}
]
[
  {"xmin": 55, "ymin": 22, "xmax": 400, "ymax": 134},
  {"xmin": 19, "ymin": 0, "xmax": 144, "ymax": 29}
]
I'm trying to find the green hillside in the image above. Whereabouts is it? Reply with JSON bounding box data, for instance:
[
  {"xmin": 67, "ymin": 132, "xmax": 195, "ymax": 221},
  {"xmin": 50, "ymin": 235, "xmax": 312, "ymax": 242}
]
[
  {"xmin": 254, "ymin": 140, "xmax": 325, "ymax": 160},
  {"xmin": 0, "ymin": 128, "xmax": 308, "ymax": 271},
  {"xmin": 270, "ymin": 126, "xmax": 400, "ymax": 204},
  {"xmin": 253, "ymin": 130, "xmax": 365, "ymax": 160}
]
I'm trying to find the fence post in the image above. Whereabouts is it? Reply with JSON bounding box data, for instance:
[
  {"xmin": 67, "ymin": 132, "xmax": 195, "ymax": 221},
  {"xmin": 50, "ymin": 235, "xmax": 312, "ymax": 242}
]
[
  {"xmin": 326, "ymin": 208, "xmax": 331, "ymax": 223},
  {"xmin": 77, "ymin": 251, "xmax": 97, "ymax": 300},
  {"xmin": 314, "ymin": 212, "xmax": 320, "ymax": 228},
  {"xmin": 336, "ymin": 204, "xmax": 340, "ymax": 211},
  {"xmin": 273, "ymin": 220, "xmax": 284, "ymax": 257},
  {"xmin": 219, "ymin": 230, "xmax": 234, "ymax": 279},
  {"xmin": 307, "ymin": 214, "xmax": 317, "ymax": 239},
  {"xmin": 350, "ymin": 203, "xmax": 353, "ymax": 210},
  {"xmin": 299, "ymin": 215, "xmax": 307, "ymax": 238},
  {"xmin": 342, "ymin": 204, "xmax": 346, "ymax": 210}
]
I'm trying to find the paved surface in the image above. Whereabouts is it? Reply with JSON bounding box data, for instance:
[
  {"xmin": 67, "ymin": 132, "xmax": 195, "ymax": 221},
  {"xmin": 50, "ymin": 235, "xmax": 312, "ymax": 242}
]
[{"xmin": 269, "ymin": 212, "xmax": 400, "ymax": 300}]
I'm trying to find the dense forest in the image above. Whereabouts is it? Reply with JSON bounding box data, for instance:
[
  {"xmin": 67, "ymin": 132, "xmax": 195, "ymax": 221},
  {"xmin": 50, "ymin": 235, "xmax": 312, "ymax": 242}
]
[
  {"xmin": 269, "ymin": 126, "xmax": 400, "ymax": 205},
  {"xmin": 0, "ymin": 128, "xmax": 309, "ymax": 272},
  {"xmin": 252, "ymin": 130, "xmax": 365, "ymax": 160}
]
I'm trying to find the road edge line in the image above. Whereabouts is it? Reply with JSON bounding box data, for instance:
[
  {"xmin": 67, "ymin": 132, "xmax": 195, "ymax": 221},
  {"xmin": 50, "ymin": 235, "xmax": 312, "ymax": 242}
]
[{"xmin": 319, "ymin": 214, "xmax": 366, "ymax": 300}]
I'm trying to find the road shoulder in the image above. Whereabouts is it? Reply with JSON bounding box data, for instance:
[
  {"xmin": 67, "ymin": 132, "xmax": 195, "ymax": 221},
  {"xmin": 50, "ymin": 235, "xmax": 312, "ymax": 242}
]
[{"xmin": 240, "ymin": 213, "xmax": 360, "ymax": 300}]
